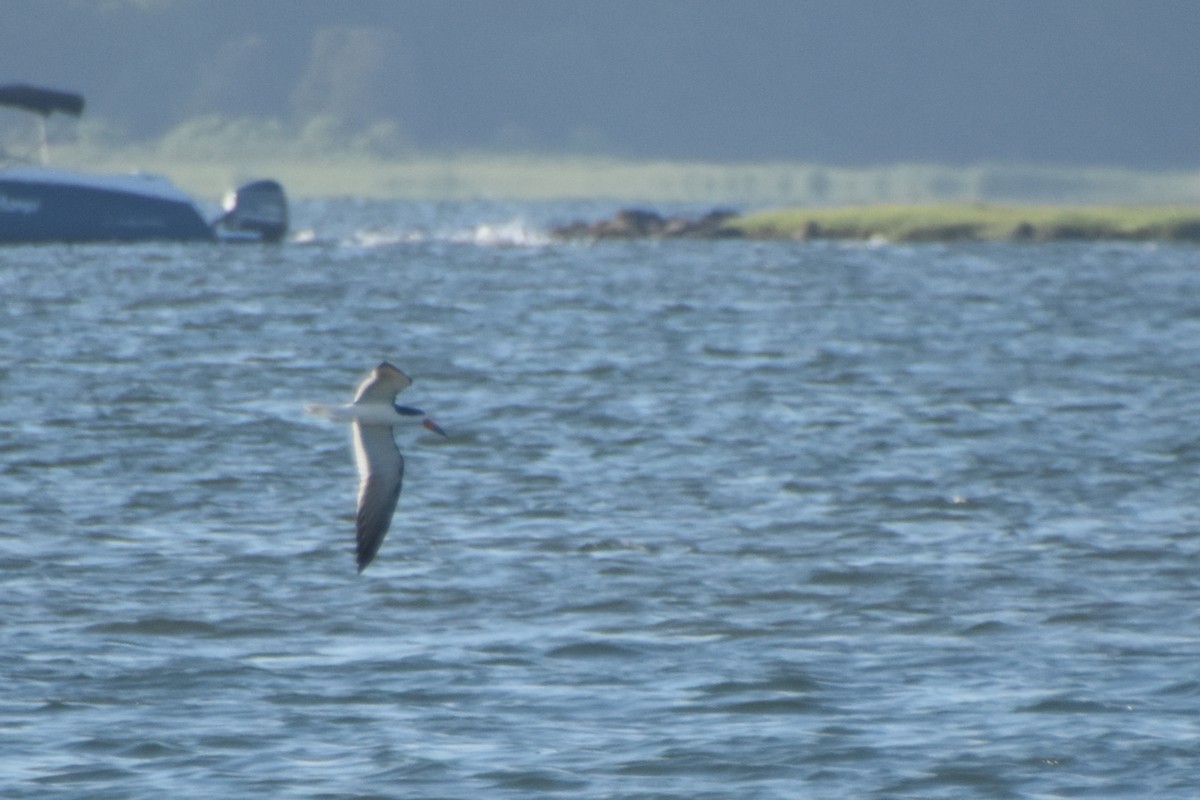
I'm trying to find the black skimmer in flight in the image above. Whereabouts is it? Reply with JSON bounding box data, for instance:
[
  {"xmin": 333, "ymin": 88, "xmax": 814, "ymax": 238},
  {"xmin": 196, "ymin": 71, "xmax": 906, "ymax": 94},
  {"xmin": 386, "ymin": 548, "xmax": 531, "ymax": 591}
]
[{"xmin": 308, "ymin": 362, "xmax": 446, "ymax": 572}]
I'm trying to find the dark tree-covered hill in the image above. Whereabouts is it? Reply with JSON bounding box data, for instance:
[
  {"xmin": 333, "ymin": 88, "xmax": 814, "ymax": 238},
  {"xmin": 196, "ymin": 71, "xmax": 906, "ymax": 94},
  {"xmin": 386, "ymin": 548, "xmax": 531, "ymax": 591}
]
[{"xmin": 1, "ymin": 0, "xmax": 1196, "ymax": 167}]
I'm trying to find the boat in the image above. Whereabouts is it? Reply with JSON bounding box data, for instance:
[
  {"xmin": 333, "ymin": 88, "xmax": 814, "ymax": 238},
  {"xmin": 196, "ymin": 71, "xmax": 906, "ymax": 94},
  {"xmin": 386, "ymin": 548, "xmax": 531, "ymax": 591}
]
[{"xmin": 0, "ymin": 84, "xmax": 287, "ymax": 244}]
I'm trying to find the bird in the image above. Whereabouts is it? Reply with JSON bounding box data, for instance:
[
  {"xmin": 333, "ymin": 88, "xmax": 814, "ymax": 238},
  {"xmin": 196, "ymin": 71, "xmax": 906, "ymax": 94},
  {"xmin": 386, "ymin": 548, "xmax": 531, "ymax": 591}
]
[{"xmin": 307, "ymin": 362, "xmax": 446, "ymax": 572}]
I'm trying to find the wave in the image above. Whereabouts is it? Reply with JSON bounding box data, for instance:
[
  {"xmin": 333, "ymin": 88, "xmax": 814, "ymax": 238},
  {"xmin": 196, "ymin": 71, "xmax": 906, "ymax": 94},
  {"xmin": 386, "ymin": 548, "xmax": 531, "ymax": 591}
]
[{"xmin": 335, "ymin": 218, "xmax": 553, "ymax": 249}]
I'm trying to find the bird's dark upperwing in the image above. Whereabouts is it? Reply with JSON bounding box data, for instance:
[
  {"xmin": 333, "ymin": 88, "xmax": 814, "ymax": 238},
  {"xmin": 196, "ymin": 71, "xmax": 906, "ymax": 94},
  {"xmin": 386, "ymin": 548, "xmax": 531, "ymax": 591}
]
[{"xmin": 352, "ymin": 422, "xmax": 405, "ymax": 572}]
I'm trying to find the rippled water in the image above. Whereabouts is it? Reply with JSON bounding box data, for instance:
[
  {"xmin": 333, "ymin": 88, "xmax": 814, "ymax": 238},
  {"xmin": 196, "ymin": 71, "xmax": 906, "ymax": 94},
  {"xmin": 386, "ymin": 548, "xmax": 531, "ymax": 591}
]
[{"xmin": 2, "ymin": 201, "xmax": 1199, "ymax": 798}]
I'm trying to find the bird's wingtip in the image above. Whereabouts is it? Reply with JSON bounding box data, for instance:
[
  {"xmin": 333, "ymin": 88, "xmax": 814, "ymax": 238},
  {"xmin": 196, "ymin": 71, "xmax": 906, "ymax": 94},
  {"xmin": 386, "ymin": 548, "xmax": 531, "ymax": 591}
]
[
  {"xmin": 377, "ymin": 360, "xmax": 405, "ymax": 376},
  {"xmin": 374, "ymin": 361, "xmax": 413, "ymax": 385}
]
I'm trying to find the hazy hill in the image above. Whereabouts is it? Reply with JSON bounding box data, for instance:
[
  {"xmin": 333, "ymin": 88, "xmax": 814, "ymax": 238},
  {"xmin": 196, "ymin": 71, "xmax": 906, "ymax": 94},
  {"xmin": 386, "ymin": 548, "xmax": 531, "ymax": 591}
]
[{"xmin": 1, "ymin": 0, "xmax": 1197, "ymax": 168}]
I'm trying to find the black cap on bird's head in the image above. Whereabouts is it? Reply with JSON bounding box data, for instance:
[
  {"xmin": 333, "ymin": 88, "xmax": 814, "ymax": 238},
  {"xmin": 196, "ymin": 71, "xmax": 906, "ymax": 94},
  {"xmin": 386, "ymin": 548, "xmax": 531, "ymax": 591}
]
[{"xmin": 395, "ymin": 403, "xmax": 447, "ymax": 437}]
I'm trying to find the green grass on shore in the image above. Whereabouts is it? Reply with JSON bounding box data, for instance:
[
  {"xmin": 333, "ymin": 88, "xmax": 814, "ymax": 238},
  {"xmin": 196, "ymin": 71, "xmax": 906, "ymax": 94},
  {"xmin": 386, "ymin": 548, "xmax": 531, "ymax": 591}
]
[{"xmin": 733, "ymin": 204, "xmax": 1200, "ymax": 242}]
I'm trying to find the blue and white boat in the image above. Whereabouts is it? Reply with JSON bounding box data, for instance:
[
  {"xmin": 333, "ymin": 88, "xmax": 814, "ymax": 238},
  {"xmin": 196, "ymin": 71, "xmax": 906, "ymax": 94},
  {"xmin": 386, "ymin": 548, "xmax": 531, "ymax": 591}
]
[{"xmin": 0, "ymin": 84, "xmax": 287, "ymax": 244}]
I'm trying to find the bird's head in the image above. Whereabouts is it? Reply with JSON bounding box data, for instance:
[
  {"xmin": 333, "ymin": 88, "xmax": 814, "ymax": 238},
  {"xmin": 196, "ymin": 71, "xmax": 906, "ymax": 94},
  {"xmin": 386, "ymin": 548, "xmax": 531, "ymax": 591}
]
[{"xmin": 395, "ymin": 404, "xmax": 447, "ymax": 437}]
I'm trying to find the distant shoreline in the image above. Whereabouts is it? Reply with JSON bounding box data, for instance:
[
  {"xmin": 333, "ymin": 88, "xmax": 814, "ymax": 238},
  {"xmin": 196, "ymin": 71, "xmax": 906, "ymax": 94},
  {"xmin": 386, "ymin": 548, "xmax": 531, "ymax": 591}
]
[
  {"xmin": 48, "ymin": 151, "xmax": 1200, "ymax": 207},
  {"xmin": 735, "ymin": 204, "xmax": 1200, "ymax": 242},
  {"xmin": 551, "ymin": 204, "xmax": 1200, "ymax": 243}
]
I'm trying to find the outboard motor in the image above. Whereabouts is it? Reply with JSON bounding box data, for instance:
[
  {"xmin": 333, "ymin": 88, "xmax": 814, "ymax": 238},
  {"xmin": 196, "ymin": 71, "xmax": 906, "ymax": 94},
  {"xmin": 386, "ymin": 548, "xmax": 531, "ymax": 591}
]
[{"xmin": 214, "ymin": 179, "xmax": 288, "ymax": 242}]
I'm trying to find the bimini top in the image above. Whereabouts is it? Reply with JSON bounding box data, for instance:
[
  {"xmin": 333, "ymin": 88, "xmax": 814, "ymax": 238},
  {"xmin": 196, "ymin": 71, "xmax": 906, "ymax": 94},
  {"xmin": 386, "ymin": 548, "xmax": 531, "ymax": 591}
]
[{"xmin": 0, "ymin": 84, "xmax": 84, "ymax": 117}]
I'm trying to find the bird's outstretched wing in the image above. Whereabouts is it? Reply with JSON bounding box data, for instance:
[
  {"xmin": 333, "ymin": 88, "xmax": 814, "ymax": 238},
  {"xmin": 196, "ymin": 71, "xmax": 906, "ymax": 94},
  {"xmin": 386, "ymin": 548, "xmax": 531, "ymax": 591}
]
[
  {"xmin": 352, "ymin": 422, "xmax": 404, "ymax": 572},
  {"xmin": 353, "ymin": 362, "xmax": 413, "ymax": 405}
]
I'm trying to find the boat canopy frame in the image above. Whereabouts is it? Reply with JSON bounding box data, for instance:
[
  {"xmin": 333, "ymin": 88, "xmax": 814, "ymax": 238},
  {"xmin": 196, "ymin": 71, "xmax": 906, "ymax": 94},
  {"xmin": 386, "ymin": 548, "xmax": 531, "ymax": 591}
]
[
  {"xmin": 0, "ymin": 84, "xmax": 85, "ymax": 117},
  {"xmin": 0, "ymin": 84, "xmax": 86, "ymax": 164}
]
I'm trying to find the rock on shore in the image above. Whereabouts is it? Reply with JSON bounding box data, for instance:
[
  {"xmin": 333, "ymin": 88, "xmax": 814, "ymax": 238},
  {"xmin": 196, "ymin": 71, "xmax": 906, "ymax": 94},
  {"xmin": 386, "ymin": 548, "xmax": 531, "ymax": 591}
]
[{"xmin": 551, "ymin": 208, "xmax": 742, "ymax": 240}]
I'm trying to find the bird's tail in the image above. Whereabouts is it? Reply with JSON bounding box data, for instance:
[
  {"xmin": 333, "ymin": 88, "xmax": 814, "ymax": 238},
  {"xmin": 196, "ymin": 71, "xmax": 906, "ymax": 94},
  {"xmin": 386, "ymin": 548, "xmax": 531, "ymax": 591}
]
[{"xmin": 305, "ymin": 403, "xmax": 336, "ymax": 418}]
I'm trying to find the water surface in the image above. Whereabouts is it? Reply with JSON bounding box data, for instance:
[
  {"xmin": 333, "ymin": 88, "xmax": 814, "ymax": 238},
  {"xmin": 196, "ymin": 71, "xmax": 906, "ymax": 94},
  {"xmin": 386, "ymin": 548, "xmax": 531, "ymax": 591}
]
[{"xmin": 2, "ymin": 201, "xmax": 1198, "ymax": 798}]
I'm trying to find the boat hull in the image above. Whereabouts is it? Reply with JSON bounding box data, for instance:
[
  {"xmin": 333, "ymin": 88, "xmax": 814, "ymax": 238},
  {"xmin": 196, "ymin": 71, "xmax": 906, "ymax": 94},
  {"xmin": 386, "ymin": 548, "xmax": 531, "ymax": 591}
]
[{"xmin": 0, "ymin": 167, "xmax": 215, "ymax": 244}]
